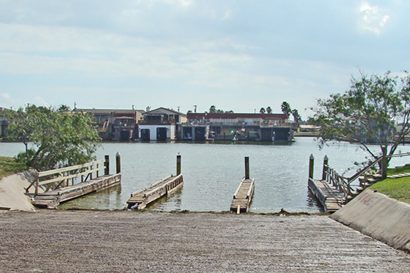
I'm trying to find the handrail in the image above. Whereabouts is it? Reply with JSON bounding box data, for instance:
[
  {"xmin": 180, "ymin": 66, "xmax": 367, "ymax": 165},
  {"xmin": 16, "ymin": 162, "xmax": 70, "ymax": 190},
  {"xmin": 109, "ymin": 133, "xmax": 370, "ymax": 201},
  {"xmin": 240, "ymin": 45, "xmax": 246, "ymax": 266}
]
[{"xmin": 26, "ymin": 160, "xmax": 104, "ymax": 195}]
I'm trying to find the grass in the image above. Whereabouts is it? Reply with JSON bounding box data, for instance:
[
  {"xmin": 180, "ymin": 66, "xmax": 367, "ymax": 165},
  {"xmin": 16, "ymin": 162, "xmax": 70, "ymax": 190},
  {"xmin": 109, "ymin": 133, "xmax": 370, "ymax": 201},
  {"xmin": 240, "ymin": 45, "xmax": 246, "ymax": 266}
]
[
  {"xmin": 0, "ymin": 156, "xmax": 26, "ymax": 179},
  {"xmin": 370, "ymin": 165, "xmax": 410, "ymax": 204}
]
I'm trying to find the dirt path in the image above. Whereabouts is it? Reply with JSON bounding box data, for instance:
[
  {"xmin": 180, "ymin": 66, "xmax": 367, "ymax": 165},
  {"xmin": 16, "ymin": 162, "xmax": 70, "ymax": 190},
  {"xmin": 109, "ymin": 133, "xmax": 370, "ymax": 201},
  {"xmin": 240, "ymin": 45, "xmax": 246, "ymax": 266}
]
[{"xmin": 0, "ymin": 211, "xmax": 408, "ymax": 273}]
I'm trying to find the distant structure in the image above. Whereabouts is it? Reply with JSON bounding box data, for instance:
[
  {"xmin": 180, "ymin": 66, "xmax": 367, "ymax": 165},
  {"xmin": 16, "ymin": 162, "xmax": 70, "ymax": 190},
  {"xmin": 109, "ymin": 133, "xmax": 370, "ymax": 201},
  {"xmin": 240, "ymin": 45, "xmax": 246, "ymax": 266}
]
[
  {"xmin": 74, "ymin": 108, "xmax": 144, "ymax": 141},
  {"xmin": 182, "ymin": 112, "xmax": 293, "ymax": 142},
  {"xmin": 139, "ymin": 107, "xmax": 187, "ymax": 141},
  {"xmin": 0, "ymin": 107, "xmax": 9, "ymax": 139}
]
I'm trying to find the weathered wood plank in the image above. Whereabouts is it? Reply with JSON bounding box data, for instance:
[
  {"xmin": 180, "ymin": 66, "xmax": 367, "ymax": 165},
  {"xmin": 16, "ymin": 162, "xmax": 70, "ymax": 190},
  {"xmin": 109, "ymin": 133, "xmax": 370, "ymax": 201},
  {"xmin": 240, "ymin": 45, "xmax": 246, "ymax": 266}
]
[
  {"xmin": 230, "ymin": 178, "xmax": 255, "ymax": 213},
  {"xmin": 32, "ymin": 174, "xmax": 121, "ymax": 209},
  {"xmin": 127, "ymin": 174, "xmax": 183, "ymax": 210}
]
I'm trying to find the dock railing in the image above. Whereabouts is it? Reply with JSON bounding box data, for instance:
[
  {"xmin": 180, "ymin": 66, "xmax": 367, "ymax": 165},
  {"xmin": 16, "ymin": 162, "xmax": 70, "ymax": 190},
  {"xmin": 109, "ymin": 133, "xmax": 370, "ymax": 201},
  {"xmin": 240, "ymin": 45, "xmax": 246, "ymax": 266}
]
[
  {"xmin": 26, "ymin": 160, "xmax": 105, "ymax": 196},
  {"xmin": 321, "ymin": 152, "xmax": 410, "ymax": 203}
]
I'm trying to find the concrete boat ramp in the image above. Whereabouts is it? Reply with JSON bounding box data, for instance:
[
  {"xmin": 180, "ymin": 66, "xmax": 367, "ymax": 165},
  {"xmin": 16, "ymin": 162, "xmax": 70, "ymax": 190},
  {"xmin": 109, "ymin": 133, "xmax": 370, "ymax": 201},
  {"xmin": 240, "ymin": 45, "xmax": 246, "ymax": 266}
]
[{"xmin": 0, "ymin": 211, "xmax": 408, "ymax": 273}]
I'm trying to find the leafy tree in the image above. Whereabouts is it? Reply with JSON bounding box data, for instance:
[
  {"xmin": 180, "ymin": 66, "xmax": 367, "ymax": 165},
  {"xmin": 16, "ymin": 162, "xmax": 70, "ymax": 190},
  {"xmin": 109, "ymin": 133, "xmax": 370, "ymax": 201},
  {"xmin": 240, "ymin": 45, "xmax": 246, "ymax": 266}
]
[
  {"xmin": 266, "ymin": 106, "xmax": 272, "ymax": 114},
  {"xmin": 312, "ymin": 72, "xmax": 410, "ymax": 178},
  {"xmin": 260, "ymin": 107, "xmax": 266, "ymax": 114},
  {"xmin": 281, "ymin": 101, "xmax": 291, "ymax": 115},
  {"xmin": 209, "ymin": 105, "xmax": 216, "ymax": 113},
  {"xmin": 6, "ymin": 105, "xmax": 100, "ymax": 171},
  {"xmin": 291, "ymin": 109, "xmax": 301, "ymax": 125}
]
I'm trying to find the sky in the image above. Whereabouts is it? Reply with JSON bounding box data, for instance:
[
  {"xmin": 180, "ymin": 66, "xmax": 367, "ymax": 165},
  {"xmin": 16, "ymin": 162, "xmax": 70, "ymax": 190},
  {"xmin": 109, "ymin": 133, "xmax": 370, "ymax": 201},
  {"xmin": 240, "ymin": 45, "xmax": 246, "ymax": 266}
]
[{"xmin": 0, "ymin": 0, "xmax": 409, "ymax": 118}]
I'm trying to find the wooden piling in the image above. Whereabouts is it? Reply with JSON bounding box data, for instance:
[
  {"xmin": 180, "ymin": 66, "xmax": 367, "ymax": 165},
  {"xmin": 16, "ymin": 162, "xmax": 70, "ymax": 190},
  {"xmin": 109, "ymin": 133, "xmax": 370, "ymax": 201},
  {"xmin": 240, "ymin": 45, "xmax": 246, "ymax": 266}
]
[
  {"xmin": 116, "ymin": 153, "xmax": 121, "ymax": 174},
  {"xmin": 309, "ymin": 154, "xmax": 314, "ymax": 180},
  {"xmin": 245, "ymin": 156, "xmax": 250, "ymax": 179},
  {"xmin": 176, "ymin": 154, "xmax": 181, "ymax": 175},
  {"xmin": 322, "ymin": 155, "xmax": 328, "ymax": 181},
  {"xmin": 104, "ymin": 155, "xmax": 110, "ymax": 175}
]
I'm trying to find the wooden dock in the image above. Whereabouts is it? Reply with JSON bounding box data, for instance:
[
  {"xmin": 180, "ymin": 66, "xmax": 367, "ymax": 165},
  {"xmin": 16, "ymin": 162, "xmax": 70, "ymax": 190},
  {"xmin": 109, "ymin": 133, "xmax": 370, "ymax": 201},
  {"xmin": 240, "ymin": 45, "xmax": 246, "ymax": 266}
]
[
  {"xmin": 230, "ymin": 178, "xmax": 255, "ymax": 213},
  {"xmin": 308, "ymin": 178, "xmax": 343, "ymax": 212},
  {"xmin": 230, "ymin": 156, "xmax": 255, "ymax": 213},
  {"xmin": 127, "ymin": 174, "xmax": 183, "ymax": 210},
  {"xmin": 27, "ymin": 154, "xmax": 121, "ymax": 209}
]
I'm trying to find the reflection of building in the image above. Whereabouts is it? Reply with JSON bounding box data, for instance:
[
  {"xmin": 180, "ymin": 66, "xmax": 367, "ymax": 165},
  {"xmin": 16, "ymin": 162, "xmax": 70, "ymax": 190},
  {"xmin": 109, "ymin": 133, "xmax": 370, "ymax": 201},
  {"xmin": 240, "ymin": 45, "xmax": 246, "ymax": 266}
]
[
  {"xmin": 182, "ymin": 113, "xmax": 293, "ymax": 142},
  {"xmin": 75, "ymin": 108, "xmax": 144, "ymax": 141},
  {"xmin": 138, "ymin": 107, "xmax": 187, "ymax": 141}
]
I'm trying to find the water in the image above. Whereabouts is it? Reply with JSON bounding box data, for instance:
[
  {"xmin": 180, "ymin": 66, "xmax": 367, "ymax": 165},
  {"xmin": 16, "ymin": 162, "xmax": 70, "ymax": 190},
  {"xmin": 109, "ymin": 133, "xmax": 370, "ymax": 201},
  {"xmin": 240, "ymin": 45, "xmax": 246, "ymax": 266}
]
[{"xmin": 2, "ymin": 138, "xmax": 410, "ymax": 212}]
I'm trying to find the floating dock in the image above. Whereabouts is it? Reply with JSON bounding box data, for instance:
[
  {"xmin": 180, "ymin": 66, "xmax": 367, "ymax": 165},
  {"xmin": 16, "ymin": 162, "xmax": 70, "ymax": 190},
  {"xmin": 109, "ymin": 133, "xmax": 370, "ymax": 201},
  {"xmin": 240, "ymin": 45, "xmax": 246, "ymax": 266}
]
[
  {"xmin": 28, "ymin": 154, "xmax": 122, "ymax": 209},
  {"xmin": 230, "ymin": 156, "xmax": 255, "ymax": 213},
  {"xmin": 308, "ymin": 178, "xmax": 343, "ymax": 212},
  {"xmin": 230, "ymin": 178, "xmax": 255, "ymax": 213},
  {"xmin": 127, "ymin": 174, "xmax": 183, "ymax": 210},
  {"xmin": 32, "ymin": 174, "xmax": 121, "ymax": 209}
]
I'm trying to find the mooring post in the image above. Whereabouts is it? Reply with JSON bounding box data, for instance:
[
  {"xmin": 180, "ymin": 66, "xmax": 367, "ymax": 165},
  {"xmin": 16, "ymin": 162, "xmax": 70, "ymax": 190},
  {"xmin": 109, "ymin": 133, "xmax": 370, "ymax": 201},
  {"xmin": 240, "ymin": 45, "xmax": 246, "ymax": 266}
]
[
  {"xmin": 104, "ymin": 155, "xmax": 110, "ymax": 175},
  {"xmin": 116, "ymin": 152, "xmax": 121, "ymax": 174},
  {"xmin": 176, "ymin": 154, "xmax": 181, "ymax": 175},
  {"xmin": 322, "ymin": 155, "xmax": 328, "ymax": 181},
  {"xmin": 309, "ymin": 154, "xmax": 314, "ymax": 180},
  {"xmin": 245, "ymin": 156, "xmax": 250, "ymax": 179}
]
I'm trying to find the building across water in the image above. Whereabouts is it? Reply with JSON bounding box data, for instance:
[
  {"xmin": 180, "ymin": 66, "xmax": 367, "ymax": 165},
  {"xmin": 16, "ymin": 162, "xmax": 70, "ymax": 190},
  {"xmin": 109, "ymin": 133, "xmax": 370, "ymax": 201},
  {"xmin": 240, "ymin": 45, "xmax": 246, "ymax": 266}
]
[
  {"xmin": 182, "ymin": 112, "xmax": 294, "ymax": 143},
  {"xmin": 76, "ymin": 107, "xmax": 294, "ymax": 143}
]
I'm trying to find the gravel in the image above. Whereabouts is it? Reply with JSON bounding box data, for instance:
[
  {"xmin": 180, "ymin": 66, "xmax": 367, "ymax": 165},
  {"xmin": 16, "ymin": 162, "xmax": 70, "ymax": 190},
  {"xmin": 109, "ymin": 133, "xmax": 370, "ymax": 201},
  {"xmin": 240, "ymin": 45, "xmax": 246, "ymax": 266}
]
[{"xmin": 0, "ymin": 210, "xmax": 408, "ymax": 273}]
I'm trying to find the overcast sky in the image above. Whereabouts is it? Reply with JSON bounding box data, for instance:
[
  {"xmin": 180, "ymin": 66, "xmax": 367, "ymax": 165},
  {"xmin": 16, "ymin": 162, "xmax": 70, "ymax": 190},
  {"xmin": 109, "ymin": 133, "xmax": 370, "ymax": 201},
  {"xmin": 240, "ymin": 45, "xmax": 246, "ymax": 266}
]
[{"xmin": 0, "ymin": 0, "xmax": 408, "ymax": 117}]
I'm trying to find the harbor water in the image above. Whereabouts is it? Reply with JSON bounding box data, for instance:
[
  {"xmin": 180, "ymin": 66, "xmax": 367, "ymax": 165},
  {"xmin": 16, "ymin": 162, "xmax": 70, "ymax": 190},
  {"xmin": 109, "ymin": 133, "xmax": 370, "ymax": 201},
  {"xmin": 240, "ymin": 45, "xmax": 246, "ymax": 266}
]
[{"xmin": 2, "ymin": 138, "xmax": 410, "ymax": 212}]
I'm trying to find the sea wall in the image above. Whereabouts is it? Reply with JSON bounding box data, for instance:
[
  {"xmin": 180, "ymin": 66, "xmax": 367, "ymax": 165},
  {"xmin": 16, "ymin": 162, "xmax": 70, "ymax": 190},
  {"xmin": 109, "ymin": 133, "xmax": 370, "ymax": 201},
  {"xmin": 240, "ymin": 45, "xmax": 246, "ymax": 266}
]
[
  {"xmin": 331, "ymin": 189, "xmax": 410, "ymax": 252},
  {"xmin": 0, "ymin": 171, "xmax": 37, "ymax": 211}
]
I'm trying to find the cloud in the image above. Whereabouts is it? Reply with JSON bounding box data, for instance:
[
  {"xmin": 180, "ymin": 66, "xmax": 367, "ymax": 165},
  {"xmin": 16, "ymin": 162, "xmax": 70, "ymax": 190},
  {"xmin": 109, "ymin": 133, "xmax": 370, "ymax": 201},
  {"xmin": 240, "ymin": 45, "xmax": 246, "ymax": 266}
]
[{"xmin": 359, "ymin": 1, "xmax": 390, "ymax": 35}]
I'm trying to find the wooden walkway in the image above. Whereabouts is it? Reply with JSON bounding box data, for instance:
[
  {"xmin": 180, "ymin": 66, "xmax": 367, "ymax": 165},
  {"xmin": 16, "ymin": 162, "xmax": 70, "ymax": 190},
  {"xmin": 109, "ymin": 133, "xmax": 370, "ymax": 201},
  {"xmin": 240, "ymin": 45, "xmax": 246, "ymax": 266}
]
[
  {"xmin": 308, "ymin": 178, "xmax": 343, "ymax": 212},
  {"xmin": 32, "ymin": 174, "xmax": 121, "ymax": 208},
  {"xmin": 28, "ymin": 156, "xmax": 122, "ymax": 209},
  {"xmin": 230, "ymin": 178, "xmax": 255, "ymax": 213},
  {"xmin": 127, "ymin": 174, "xmax": 183, "ymax": 210}
]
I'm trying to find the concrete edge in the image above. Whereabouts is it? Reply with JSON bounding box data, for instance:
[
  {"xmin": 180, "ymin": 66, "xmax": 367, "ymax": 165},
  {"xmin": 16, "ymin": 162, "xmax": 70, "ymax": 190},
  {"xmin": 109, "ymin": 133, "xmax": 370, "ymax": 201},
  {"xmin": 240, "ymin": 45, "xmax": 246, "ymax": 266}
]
[{"xmin": 330, "ymin": 189, "xmax": 410, "ymax": 253}]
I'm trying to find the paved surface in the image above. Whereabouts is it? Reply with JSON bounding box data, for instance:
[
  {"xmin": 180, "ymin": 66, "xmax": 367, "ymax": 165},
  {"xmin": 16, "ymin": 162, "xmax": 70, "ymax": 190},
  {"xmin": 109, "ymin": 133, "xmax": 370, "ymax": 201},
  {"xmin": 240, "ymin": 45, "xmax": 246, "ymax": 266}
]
[{"xmin": 0, "ymin": 211, "xmax": 408, "ymax": 273}]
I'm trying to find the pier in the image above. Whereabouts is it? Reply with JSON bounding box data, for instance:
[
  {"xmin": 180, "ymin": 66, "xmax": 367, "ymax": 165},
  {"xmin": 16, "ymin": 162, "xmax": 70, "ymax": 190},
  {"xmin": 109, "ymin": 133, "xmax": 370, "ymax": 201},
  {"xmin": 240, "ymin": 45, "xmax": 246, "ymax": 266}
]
[
  {"xmin": 230, "ymin": 157, "xmax": 255, "ymax": 213},
  {"xmin": 127, "ymin": 155, "xmax": 183, "ymax": 210},
  {"xmin": 307, "ymin": 154, "xmax": 385, "ymax": 212},
  {"xmin": 27, "ymin": 154, "xmax": 121, "ymax": 209}
]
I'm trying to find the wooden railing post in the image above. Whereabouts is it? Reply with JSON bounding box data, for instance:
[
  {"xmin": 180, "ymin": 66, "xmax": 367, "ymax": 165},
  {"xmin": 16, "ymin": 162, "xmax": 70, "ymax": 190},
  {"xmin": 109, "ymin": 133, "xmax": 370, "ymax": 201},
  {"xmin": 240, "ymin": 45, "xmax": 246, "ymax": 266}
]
[
  {"xmin": 322, "ymin": 155, "xmax": 328, "ymax": 181},
  {"xmin": 116, "ymin": 152, "xmax": 121, "ymax": 174},
  {"xmin": 308, "ymin": 154, "xmax": 314, "ymax": 180},
  {"xmin": 104, "ymin": 155, "xmax": 110, "ymax": 175},
  {"xmin": 176, "ymin": 154, "xmax": 181, "ymax": 176},
  {"xmin": 35, "ymin": 177, "xmax": 39, "ymax": 196},
  {"xmin": 245, "ymin": 156, "xmax": 250, "ymax": 179}
]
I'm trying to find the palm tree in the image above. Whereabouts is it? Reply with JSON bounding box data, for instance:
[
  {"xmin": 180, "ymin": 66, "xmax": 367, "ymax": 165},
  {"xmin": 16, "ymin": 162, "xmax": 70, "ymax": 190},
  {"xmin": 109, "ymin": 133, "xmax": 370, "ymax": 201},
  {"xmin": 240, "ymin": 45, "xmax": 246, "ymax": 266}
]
[
  {"xmin": 260, "ymin": 107, "xmax": 266, "ymax": 114},
  {"xmin": 266, "ymin": 106, "xmax": 272, "ymax": 114},
  {"xmin": 281, "ymin": 101, "xmax": 291, "ymax": 115}
]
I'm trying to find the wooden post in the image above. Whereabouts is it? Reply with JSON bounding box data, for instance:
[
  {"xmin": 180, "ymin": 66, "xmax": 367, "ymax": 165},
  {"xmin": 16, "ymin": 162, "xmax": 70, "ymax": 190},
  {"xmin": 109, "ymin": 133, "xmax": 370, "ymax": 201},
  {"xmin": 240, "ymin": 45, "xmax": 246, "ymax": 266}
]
[
  {"xmin": 35, "ymin": 178, "xmax": 39, "ymax": 196},
  {"xmin": 309, "ymin": 154, "xmax": 314, "ymax": 180},
  {"xmin": 116, "ymin": 152, "xmax": 121, "ymax": 174},
  {"xmin": 322, "ymin": 155, "xmax": 328, "ymax": 181},
  {"xmin": 104, "ymin": 155, "xmax": 110, "ymax": 175},
  {"xmin": 245, "ymin": 156, "xmax": 250, "ymax": 179},
  {"xmin": 176, "ymin": 154, "xmax": 181, "ymax": 175}
]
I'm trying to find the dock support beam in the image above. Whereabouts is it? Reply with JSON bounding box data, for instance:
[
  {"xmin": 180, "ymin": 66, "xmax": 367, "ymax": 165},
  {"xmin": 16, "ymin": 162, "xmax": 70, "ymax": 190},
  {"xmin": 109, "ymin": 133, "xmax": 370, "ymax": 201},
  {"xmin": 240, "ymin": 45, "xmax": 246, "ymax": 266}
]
[
  {"xmin": 245, "ymin": 156, "xmax": 250, "ymax": 179},
  {"xmin": 104, "ymin": 155, "xmax": 110, "ymax": 175},
  {"xmin": 322, "ymin": 155, "xmax": 328, "ymax": 181},
  {"xmin": 176, "ymin": 154, "xmax": 181, "ymax": 175},
  {"xmin": 309, "ymin": 154, "xmax": 314, "ymax": 180},
  {"xmin": 116, "ymin": 153, "xmax": 121, "ymax": 174}
]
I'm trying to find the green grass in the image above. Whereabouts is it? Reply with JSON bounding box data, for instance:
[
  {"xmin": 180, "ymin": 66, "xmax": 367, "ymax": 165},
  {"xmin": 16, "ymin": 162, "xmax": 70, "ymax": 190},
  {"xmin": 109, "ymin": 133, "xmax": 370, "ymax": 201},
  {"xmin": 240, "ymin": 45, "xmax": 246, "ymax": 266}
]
[
  {"xmin": 371, "ymin": 165, "xmax": 410, "ymax": 204},
  {"xmin": 0, "ymin": 157, "xmax": 26, "ymax": 179}
]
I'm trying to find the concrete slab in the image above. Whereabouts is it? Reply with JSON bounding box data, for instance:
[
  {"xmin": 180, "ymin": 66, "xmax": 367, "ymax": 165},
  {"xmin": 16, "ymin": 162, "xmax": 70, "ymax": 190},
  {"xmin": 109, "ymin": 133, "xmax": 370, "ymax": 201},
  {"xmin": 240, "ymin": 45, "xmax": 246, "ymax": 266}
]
[{"xmin": 331, "ymin": 189, "xmax": 410, "ymax": 252}]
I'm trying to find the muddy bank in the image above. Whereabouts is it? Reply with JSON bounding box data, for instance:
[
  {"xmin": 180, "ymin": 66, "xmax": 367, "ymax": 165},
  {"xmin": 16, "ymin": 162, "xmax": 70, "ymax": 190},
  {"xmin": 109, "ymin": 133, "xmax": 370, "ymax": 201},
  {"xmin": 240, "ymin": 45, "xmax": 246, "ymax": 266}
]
[{"xmin": 0, "ymin": 211, "xmax": 408, "ymax": 273}]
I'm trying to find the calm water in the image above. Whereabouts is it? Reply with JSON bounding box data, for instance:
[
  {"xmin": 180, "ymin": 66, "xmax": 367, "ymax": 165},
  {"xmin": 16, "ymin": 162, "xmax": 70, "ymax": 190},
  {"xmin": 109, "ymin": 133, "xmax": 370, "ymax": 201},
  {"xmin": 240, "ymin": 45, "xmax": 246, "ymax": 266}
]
[{"xmin": 2, "ymin": 138, "xmax": 410, "ymax": 212}]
